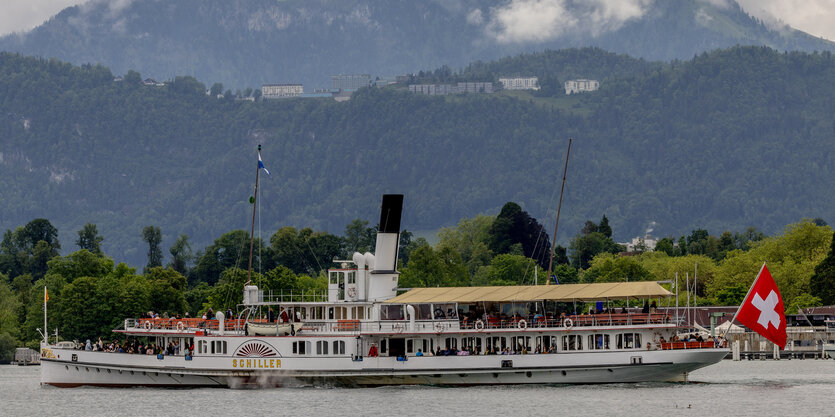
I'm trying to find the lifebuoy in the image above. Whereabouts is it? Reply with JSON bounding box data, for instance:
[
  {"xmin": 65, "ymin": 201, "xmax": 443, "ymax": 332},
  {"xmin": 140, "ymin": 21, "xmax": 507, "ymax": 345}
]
[
  {"xmin": 393, "ymin": 323, "xmax": 404, "ymax": 333},
  {"xmin": 517, "ymin": 320, "xmax": 527, "ymax": 330},
  {"xmin": 176, "ymin": 322, "xmax": 185, "ymax": 331},
  {"xmin": 434, "ymin": 322, "xmax": 445, "ymax": 332},
  {"xmin": 474, "ymin": 320, "xmax": 485, "ymax": 331},
  {"xmin": 143, "ymin": 321, "xmax": 151, "ymax": 330},
  {"xmin": 563, "ymin": 318, "xmax": 573, "ymax": 328}
]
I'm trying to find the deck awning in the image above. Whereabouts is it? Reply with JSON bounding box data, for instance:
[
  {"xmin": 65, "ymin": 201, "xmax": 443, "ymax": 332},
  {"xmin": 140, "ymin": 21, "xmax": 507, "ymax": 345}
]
[{"xmin": 385, "ymin": 282, "xmax": 671, "ymax": 304}]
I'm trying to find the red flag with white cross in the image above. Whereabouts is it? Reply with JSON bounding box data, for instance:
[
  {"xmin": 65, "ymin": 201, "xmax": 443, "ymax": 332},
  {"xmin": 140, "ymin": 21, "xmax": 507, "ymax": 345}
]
[{"xmin": 734, "ymin": 263, "xmax": 787, "ymax": 348}]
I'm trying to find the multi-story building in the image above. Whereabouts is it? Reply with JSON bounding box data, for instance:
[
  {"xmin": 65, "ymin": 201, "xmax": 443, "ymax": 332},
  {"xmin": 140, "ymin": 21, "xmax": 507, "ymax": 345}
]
[
  {"xmin": 262, "ymin": 84, "xmax": 303, "ymax": 99},
  {"xmin": 408, "ymin": 82, "xmax": 494, "ymax": 96},
  {"xmin": 564, "ymin": 79, "xmax": 600, "ymax": 95},
  {"xmin": 498, "ymin": 77, "xmax": 539, "ymax": 91},
  {"xmin": 331, "ymin": 74, "xmax": 371, "ymax": 91}
]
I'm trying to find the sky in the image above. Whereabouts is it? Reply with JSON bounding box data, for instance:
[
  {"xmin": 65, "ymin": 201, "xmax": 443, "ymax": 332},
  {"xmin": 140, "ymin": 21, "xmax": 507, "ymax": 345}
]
[{"xmin": 0, "ymin": 0, "xmax": 834, "ymax": 41}]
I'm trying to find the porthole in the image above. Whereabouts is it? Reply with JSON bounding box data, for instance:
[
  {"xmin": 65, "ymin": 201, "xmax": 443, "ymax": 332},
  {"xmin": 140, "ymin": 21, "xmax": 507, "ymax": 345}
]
[
  {"xmin": 561, "ymin": 370, "xmax": 567, "ymax": 376},
  {"xmin": 607, "ymin": 368, "xmax": 613, "ymax": 373},
  {"xmin": 493, "ymin": 373, "xmax": 499, "ymax": 378},
  {"xmin": 526, "ymin": 371, "xmax": 532, "ymax": 378},
  {"xmin": 130, "ymin": 371, "xmax": 134, "ymax": 375}
]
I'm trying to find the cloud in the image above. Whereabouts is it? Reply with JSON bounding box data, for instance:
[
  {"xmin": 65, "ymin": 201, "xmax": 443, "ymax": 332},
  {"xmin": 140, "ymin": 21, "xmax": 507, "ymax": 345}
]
[
  {"xmin": 736, "ymin": 0, "xmax": 835, "ymax": 41},
  {"xmin": 0, "ymin": 0, "xmax": 83, "ymax": 36},
  {"xmin": 483, "ymin": 0, "xmax": 652, "ymax": 43}
]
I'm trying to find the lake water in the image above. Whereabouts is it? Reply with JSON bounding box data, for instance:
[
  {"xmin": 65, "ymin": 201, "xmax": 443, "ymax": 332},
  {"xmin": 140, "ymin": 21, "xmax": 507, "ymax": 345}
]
[{"xmin": 1, "ymin": 360, "xmax": 833, "ymax": 416}]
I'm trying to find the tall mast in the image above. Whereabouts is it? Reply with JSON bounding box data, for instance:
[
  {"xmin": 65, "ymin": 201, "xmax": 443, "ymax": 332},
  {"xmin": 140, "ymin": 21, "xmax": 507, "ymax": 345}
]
[
  {"xmin": 547, "ymin": 138, "xmax": 572, "ymax": 284},
  {"xmin": 247, "ymin": 144, "xmax": 261, "ymax": 284}
]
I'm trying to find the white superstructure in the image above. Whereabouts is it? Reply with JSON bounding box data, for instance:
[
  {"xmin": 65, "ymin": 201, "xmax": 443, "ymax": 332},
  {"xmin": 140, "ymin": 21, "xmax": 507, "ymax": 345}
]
[{"xmin": 40, "ymin": 195, "xmax": 727, "ymax": 388}]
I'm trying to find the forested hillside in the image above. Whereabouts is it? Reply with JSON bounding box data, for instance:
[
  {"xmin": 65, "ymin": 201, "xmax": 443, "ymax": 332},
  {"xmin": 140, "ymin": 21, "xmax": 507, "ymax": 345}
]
[
  {"xmin": 1, "ymin": 46, "xmax": 834, "ymax": 267},
  {"xmin": 0, "ymin": 0, "xmax": 832, "ymax": 88}
]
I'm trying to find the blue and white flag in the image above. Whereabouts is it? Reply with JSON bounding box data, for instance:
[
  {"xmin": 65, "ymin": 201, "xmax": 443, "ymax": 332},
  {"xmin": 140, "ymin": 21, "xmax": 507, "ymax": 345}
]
[{"xmin": 258, "ymin": 152, "xmax": 271, "ymax": 176}]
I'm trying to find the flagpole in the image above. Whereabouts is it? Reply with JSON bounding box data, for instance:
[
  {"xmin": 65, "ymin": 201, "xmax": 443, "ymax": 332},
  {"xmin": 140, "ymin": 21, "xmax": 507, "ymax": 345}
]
[
  {"xmin": 720, "ymin": 261, "xmax": 767, "ymax": 339},
  {"xmin": 43, "ymin": 286, "xmax": 48, "ymax": 344},
  {"xmin": 547, "ymin": 138, "xmax": 571, "ymax": 285},
  {"xmin": 247, "ymin": 144, "xmax": 261, "ymax": 285}
]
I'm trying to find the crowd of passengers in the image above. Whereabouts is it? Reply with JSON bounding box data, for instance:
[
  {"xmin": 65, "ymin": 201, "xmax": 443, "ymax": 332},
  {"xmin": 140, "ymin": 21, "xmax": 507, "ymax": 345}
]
[{"xmin": 78, "ymin": 337, "xmax": 194, "ymax": 356}]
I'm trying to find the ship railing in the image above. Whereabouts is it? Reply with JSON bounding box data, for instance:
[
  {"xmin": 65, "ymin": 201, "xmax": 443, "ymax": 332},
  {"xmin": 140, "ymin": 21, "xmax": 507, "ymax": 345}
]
[
  {"xmin": 256, "ymin": 289, "xmax": 328, "ymax": 304},
  {"xmin": 458, "ymin": 313, "xmax": 673, "ymax": 330},
  {"xmin": 298, "ymin": 319, "xmax": 458, "ymax": 334},
  {"xmin": 660, "ymin": 341, "xmax": 719, "ymax": 350},
  {"xmin": 124, "ymin": 318, "xmax": 249, "ymax": 333}
]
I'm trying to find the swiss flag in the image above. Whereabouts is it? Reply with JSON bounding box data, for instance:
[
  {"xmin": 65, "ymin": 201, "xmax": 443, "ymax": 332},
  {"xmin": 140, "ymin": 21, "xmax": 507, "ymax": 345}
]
[{"xmin": 735, "ymin": 263, "xmax": 787, "ymax": 348}]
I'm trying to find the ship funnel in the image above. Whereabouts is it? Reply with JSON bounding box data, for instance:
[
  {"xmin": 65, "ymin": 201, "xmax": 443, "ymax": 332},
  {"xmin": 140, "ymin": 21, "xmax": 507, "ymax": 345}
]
[
  {"xmin": 366, "ymin": 194, "xmax": 403, "ymax": 301},
  {"xmin": 374, "ymin": 194, "xmax": 403, "ymax": 272}
]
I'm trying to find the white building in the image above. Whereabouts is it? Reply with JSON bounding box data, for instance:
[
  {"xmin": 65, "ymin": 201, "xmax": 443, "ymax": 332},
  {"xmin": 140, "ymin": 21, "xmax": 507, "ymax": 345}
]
[
  {"xmin": 499, "ymin": 77, "xmax": 540, "ymax": 91},
  {"xmin": 564, "ymin": 79, "xmax": 599, "ymax": 95},
  {"xmin": 622, "ymin": 236, "xmax": 658, "ymax": 252},
  {"xmin": 262, "ymin": 84, "xmax": 303, "ymax": 99}
]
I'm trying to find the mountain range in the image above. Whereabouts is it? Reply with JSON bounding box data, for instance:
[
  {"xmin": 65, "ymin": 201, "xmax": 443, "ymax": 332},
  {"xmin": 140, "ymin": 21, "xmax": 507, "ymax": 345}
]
[
  {"xmin": 1, "ymin": 0, "xmax": 833, "ymax": 89},
  {"xmin": 1, "ymin": 45, "xmax": 833, "ymax": 267}
]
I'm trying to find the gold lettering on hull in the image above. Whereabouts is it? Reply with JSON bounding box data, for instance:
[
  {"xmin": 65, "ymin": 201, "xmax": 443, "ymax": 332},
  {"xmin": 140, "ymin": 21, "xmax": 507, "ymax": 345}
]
[{"xmin": 231, "ymin": 358, "xmax": 281, "ymax": 368}]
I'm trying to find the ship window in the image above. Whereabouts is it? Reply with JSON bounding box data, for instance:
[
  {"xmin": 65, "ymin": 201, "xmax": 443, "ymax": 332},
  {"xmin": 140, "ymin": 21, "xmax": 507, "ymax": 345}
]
[
  {"xmin": 347, "ymin": 271, "xmax": 356, "ymax": 284},
  {"xmin": 316, "ymin": 341, "xmax": 329, "ymax": 355},
  {"xmin": 487, "ymin": 337, "xmax": 507, "ymax": 352},
  {"xmin": 616, "ymin": 333, "xmax": 641, "ymax": 349},
  {"xmin": 510, "ymin": 336, "xmax": 531, "ymax": 352},
  {"xmin": 422, "ymin": 339, "xmax": 428, "ymax": 353},
  {"xmin": 381, "ymin": 340, "xmax": 387, "ymax": 354},
  {"xmin": 433, "ymin": 304, "xmax": 457, "ymax": 320},
  {"xmin": 328, "ymin": 307, "xmax": 334, "ymax": 320},
  {"xmin": 333, "ymin": 340, "xmax": 345, "ymax": 355},
  {"xmin": 381, "ymin": 305, "xmax": 405, "ymax": 320},
  {"xmin": 444, "ymin": 338, "xmax": 458, "ymax": 349},
  {"xmin": 588, "ymin": 334, "xmax": 610, "ymax": 350},
  {"xmin": 562, "ymin": 335, "xmax": 583, "ymax": 351},
  {"xmin": 329, "ymin": 271, "xmax": 338, "ymax": 284},
  {"xmin": 416, "ymin": 304, "xmax": 433, "ymax": 320},
  {"xmin": 407, "ymin": 339, "xmax": 413, "ymax": 353},
  {"xmin": 293, "ymin": 341, "xmax": 307, "ymax": 355}
]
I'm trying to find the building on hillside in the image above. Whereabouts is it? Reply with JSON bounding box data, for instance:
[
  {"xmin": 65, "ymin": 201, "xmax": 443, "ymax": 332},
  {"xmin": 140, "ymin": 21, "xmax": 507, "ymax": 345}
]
[
  {"xmin": 408, "ymin": 82, "xmax": 494, "ymax": 96},
  {"xmin": 564, "ymin": 79, "xmax": 599, "ymax": 94},
  {"xmin": 331, "ymin": 74, "xmax": 371, "ymax": 91},
  {"xmin": 620, "ymin": 236, "xmax": 658, "ymax": 252},
  {"xmin": 498, "ymin": 76, "xmax": 540, "ymax": 91},
  {"xmin": 262, "ymin": 84, "xmax": 303, "ymax": 99}
]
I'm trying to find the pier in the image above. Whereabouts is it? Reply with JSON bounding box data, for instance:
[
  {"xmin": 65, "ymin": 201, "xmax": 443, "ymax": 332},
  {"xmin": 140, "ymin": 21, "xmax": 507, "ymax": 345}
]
[{"xmin": 727, "ymin": 327, "xmax": 834, "ymax": 360}]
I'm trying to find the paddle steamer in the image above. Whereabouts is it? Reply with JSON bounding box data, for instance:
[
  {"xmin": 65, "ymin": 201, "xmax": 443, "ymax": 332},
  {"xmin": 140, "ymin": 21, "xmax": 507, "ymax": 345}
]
[{"xmin": 40, "ymin": 195, "xmax": 727, "ymax": 387}]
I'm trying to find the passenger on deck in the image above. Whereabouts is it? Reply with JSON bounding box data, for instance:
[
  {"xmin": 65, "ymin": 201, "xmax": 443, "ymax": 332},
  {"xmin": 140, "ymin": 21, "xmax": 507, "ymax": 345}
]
[
  {"xmin": 416, "ymin": 349, "xmax": 424, "ymax": 357},
  {"xmin": 650, "ymin": 301, "xmax": 658, "ymax": 313},
  {"xmin": 368, "ymin": 344, "xmax": 379, "ymax": 357},
  {"xmin": 642, "ymin": 302, "xmax": 650, "ymax": 314},
  {"xmin": 436, "ymin": 347, "xmax": 442, "ymax": 356},
  {"xmin": 279, "ymin": 308, "xmax": 289, "ymax": 323},
  {"xmin": 268, "ymin": 307, "xmax": 275, "ymax": 323}
]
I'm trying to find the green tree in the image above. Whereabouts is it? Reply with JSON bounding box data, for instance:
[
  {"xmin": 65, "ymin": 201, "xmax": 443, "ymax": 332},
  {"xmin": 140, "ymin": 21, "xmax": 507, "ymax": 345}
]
[
  {"xmin": 809, "ymin": 231, "xmax": 835, "ymax": 305},
  {"xmin": 46, "ymin": 250, "xmax": 114, "ymax": 283},
  {"xmin": 598, "ymin": 215, "xmax": 612, "ymax": 238},
  {"xmin": 0, "ymin": 332, "xmax": 18, "ymax": 363},
  {"xmin": 581, "ymin": 253, "xmax": 653, "ymax": 283},
  {"xmin": 209, "ymin": 82, "xmax": 224, "ymax": 97},
  {"xmin": 168, "ymin": 234, "xmax": 192, "ymax": 275},
  {"xmin": 145, "ymin": 267, "xmax": 188, "ymax": 315},
  {"xmin": 344, "ymin": 219, "xmax": 375, "ymax": 254},
  {"xmin": 487, "ymin": 202, "xmax": 551, "ymax": 270},
  {"xmin": 472, "ymin": 254, "xmax": 542, "ymax": 286},
  {"xmin": 76, "ymin": 223, "xmax": 103, "ymax": 254},
  {"xmin": 193, "ymin": 230, "xmax": 261, "ymax": 285},
  {"xmin": 142, "ymin": 226, "xmax": 163, "ymax": 273}
]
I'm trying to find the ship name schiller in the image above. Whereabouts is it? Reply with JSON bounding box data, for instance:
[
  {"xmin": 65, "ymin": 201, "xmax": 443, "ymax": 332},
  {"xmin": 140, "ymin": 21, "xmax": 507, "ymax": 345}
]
[{"xmin": 232, "ymin": 358, "xmax": 281, "ymax": 368}]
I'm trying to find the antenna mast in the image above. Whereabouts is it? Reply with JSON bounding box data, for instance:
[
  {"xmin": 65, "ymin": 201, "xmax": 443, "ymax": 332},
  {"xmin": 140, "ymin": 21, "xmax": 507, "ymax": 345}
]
[
  {"xmin": 247, "ymin": 144, "xmax": 261, "ymax": 284},
  {"xmin": 547, "ymin": 138, "xmax": 572, "ymax": 284}
]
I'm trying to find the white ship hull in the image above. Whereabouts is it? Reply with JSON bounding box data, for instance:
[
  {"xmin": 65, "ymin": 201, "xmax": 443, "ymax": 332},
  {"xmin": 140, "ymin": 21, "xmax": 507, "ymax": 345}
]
[{"xmin": 40, "ymin": 344, "xmax": 726, "ymax": 387}]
